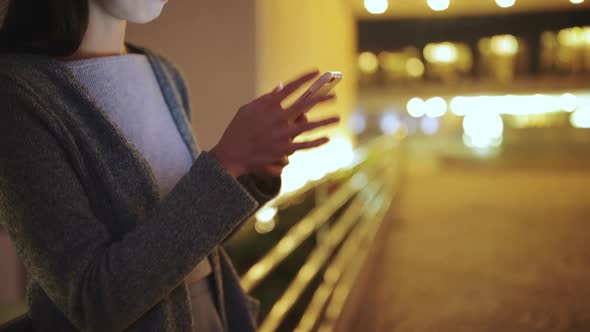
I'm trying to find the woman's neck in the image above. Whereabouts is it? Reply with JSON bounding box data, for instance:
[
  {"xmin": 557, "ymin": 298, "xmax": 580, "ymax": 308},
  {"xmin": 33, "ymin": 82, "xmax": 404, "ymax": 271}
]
[{"xmin": 59, "ymin": 2, "xmax": 128, "ymax": 60}]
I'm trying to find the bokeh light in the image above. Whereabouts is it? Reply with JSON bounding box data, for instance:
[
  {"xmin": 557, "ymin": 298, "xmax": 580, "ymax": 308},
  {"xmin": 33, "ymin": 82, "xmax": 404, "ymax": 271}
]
[
  {"xmin": 380, "ymin": 111, "xmax": 402, "ymax": 134},
  {"xmin": 490, "ymin": 35, "xmax": 519, "ymax": 56},
  {"xmin": 424, "ymin": 97, "xmax": 447, "ymax": 118},
  {"xmin": 463, "ymin": 113, "xmax": 504, "ymax": 149},
  {"xmin": 570, "ymin": 107, "xmax": 590, "ymax": 128},
  {"xmin": 495, "ymin": 0, "xmax": 516, "ymax": 8},
  {"xmin": 407, "ymin": 97, "xmax": 426, "ymax": 118},
  {"xmin": 420, "ymin": 117, "xmax": 440, "ymax": 135},
  {"xmin": 255, "ymin": 206, "xmax": 278, "ymax": 234},
  {"xmin": 349, "ymin": 110, "xmax": 367, "ymax": 134},
  {"xmin": 358, "ymin": 52, "xmax": 379, "ymax": 74},
  {"xmin": 427, "ymin": 0, "xmax": 450, "ymax": 11},
  {"xmin": 558, "ymin": 27, "xmax": 586, "ymax": 47},
  {"xmin": 424, "ymin": 42, "xmax": 458, "ymax": 64},
  {"xmin": 406, "ymin": 57, "xmax": 425, "ymax": 77},
  {"xmin": 561, "ymin": 93, "xmax": 578, "ymax": 112},
  {"xmin": 448, "ymin": 94, "xmax": 582, "ymax": 116},
  {"xmin": 450, "ymin": 96, "xmax": 468, "ymax": 116},
  {"xmin": 279, "ymin": 135, "xmax": 355, "ymax": 195},
  {"xmin": 364, "ymin": 0, "xmax": 388, "ymax": 14}
]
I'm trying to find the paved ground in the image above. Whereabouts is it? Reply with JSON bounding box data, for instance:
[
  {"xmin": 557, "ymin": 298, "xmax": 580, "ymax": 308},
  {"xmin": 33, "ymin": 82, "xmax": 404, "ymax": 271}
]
[{"xmin": 338, "ymin": 164, "xmax": 590, "ymax": 332}]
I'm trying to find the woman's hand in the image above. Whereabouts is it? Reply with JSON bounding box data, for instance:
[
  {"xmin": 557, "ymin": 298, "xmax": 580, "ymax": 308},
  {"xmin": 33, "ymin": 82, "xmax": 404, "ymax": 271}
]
[
  {"xmin": 210, "ymin": 70, "xmax": 339, "ymax": 178},
  {"xmin": 251, "ymin": 111, "xmax": 313, "ymax": 177}
]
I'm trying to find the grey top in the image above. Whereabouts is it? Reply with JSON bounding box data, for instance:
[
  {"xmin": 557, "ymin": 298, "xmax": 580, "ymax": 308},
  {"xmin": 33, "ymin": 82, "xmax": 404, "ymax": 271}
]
[
  {"xmin": 0, "ymin": 43, "xmax": 281, "ymax": 332},
  {"xmin": 61, "ymin": 54, "xmax": 196, "ymax": 200},
  {"xmin": 60, "ymin": 54, "xmax": 221, "ymax": 331},
  {"xmin": 60, "ymin": 54, "xmax": 213, "ymax": 283}
]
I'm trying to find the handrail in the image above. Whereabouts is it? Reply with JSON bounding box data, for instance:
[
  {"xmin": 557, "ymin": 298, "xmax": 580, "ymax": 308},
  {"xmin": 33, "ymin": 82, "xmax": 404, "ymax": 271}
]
[
  {"xmin": 238, "ymin": 135, "xmax": 403, "ymax": 331},
  {"xmin": 318, "ymin": 195, "xmax": 393, "ymax": 332},
  {"xmin": 241, "ymin": 166, "xmax": 372, "ymax": 292},
  {"xmin": 257, "ymin": 166, "xmax": 390, "ymax": 332},
  {"xmin": 299, "ymin": 185, "xmax": 395, "ymax": 332}
]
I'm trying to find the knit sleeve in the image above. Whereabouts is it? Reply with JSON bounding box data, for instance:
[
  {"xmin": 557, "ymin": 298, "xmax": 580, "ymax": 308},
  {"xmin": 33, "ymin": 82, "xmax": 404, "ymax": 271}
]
[
  {"xmin": 236, "ymin": 173, "xmax": 282, "ymax": 207},
  {"xmin": 0, "ymin": 87, "xmax": 259, "ymax": 332}
]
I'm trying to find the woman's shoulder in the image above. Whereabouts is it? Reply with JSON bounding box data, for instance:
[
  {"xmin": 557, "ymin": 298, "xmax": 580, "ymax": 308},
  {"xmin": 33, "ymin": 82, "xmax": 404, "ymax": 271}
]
[{"xmin": 0, "ymin": 53, "xmax": 59, "ymax": 98}]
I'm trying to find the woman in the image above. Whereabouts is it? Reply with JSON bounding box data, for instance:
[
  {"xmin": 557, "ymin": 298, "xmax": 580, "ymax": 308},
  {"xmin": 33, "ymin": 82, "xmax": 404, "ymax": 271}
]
[{"xmin": 0, "ymin": 1, "xmax": 339, "ymax": 331}]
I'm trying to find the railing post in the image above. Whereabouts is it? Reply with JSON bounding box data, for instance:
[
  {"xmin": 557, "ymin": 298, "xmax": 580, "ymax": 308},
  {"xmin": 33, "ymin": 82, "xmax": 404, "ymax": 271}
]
[{"xmin": 315, "ymin": 183, "xmax": 330, "ymax": 246}]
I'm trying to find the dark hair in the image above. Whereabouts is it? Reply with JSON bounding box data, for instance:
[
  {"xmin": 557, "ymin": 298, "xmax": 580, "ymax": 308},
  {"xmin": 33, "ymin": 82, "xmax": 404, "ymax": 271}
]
[{"xmin": 0, "ymin": 0, "xmax": 89, "ymax": 56}]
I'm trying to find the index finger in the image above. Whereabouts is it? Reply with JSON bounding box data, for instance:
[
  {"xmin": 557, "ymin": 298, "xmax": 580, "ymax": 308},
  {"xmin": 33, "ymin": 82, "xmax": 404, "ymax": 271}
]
[{"xmin": 271, "ymin": 70, "xmax": 320, "ymax": 102}]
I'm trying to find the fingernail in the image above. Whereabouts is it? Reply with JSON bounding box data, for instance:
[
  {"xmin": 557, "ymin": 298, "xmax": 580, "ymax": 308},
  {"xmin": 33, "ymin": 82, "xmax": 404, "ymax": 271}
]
[{"xmin": 272, "ymin": 82, "xmax": 283, "ymax": 93}]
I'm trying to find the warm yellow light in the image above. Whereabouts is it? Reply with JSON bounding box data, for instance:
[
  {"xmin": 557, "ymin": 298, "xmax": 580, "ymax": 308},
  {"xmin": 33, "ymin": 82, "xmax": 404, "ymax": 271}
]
[
  {"xmin": 321, "ymin": 136, "xmax": 355, "ymax": 172},
  {"xmin": 463, "ymin": 113, "xmax": 504, "ymax": 149},
  {"xmin": 358, "ymin": 52, "xmax": 379, "ymax": 74},
  {"xmin": 570, "ymin": 0, "xmax": 584, "ymax": 4},
  {"xmin": 424, "ymin": 42, "xmax": 458, "ymax": 64},
  {"xmin": 584, "ymin": 27, "xmax": 590, "ymax": 43},
  {"xmin": 256, "ymin": 206, "xmax": 277, "ymax": 223},
  {"xmin": 407, "ymin": 97, "xmax": 426, "ymax": 118},
  {"xmin": 561, "ymin": 93, "xmax": 578, "ymax": 112},
  {"xmin": 491, "ymin": 35, "xmax": 519, "ymax": 56},
  {"xmin": 450, "ymin": 96, "xmax": 468, "ymax": 116},
  {"xmin": 255, "ymin": 206, "xmax": 278, "ymax": 233},
  {"xmin": 424, "ymin": 97, "xmax": 447, "ymax": 118},
  {"xmin": 364, "ymin": 0, "xmax": 388, "ymax": 14},
  {"xmin": 558, "ymin": 27, "xmax": 585, "ymax": 47},
  {"xmin": 280, "ymin": 163, "xmax": 307, "ymax": 194},
  {"xmin": 570, "ymin": 107, "xmax": 590, "ymax": 128},
  {"xmin": 448, "ymin": 94, "xmax": 588, "ymax": 116},
  {"xmin": 495, "ymin": 0, "xmax": 516, "ymax": 8},
  {"xmin": 405, "ymin": 57, "xmax": 425, "ymax": 77},
  {"xmin": 280, "ymin": 134, "xmax": 354, "ymax": 195},
  {"xmin": 379, "ymin": 51, "xmax": 403, "ymax": 72},
  {"xmin": 427, "ymin": 0, "xmax": 450, "ymax": 11},
  {"xmin": 255, "ymin": 220, "xmax": 276, "ymax": 233}
]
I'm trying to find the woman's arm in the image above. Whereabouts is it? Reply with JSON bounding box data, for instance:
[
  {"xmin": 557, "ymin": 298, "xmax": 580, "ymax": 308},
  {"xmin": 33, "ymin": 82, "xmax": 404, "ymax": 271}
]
[
  {"xmin": 236, "ymin": 173, "xmax": 281, "ymax": 207},
  {"xmin": 160, "ymin": 56, "xmax": 282, "ymax": 208},
  {"xmin": 0, "ymin": 89, "xmax": 260, "ymax": 332}
]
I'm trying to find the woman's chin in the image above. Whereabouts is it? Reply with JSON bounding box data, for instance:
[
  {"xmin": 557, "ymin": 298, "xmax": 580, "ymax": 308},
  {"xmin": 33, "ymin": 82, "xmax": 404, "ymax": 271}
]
[
  {"xmin": 127, "ymin": 7, "xmax": 165, "ymax": 24},
  {"xmin": 100, "ymin": 0, "xmax": 166, "ymax": 24}
]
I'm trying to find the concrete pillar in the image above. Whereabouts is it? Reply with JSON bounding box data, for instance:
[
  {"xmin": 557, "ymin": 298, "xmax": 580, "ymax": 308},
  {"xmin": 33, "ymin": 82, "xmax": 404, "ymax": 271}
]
[{"xmin": 255, "ymin": 0, "xmax": 357, "ymax": 144}]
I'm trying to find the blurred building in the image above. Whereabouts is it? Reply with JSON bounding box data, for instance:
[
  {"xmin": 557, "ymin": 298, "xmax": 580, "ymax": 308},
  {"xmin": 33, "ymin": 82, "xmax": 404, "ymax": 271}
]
[{"xmin": 353, "ymin": 0, "xmax": 590, "ymax": 155}]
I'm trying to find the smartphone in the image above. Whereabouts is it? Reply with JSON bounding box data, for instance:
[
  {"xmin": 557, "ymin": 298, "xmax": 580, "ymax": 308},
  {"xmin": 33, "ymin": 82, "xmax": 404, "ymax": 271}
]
[{"xmin": 297, "ymin": 71, "xmax": 343, "ymax": 102}]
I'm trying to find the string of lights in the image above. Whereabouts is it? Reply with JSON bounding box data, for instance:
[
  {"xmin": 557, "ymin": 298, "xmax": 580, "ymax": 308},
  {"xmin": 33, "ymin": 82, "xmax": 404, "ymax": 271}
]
[{"xmin": 363, "ymin": 0, "xmax": 585, "ymax": 14}]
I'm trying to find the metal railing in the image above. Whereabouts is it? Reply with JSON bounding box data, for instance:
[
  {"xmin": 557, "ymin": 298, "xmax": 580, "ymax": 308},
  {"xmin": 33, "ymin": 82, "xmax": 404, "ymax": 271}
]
[{"xmin": 240, "ymin": 135, "xmax": 403, "ymax": 332}]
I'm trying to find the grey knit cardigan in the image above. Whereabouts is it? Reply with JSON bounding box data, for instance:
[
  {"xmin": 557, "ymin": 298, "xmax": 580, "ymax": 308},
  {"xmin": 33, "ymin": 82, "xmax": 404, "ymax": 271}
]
[{"xmin": 0, "ymin": 43, "xmax": 281, "ymax": 332}]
